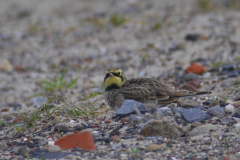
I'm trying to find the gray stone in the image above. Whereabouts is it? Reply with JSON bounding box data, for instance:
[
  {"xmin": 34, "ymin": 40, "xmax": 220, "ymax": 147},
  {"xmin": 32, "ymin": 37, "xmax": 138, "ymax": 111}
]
[
  {"xmin": 188, "ymin": 124, "xmax": 218, "ymax": 137},
  {"xmin": 129, "ymin": 115, "xmax": 145, "ymax": 123},
  {"xmin": 153, "ymin": 110, "xmax": 164, "ymax": 120},
  {"xmin": 225, "ymin": 104, "xmax": 235, "ymax": 113},
  {"xmin": 183, "ymin": 73, "xmax": 200, "ymax": 81},
  {"xmin": 222, "ymin": 116, "xmax": 234, "ymax": 123},
  {"xmin": 58, "ymin": 123, "xmax": 69, "ymax": 132},
  {"xmin": 17, "ymin": 146, "xmax": 28, "ymax": 155},
  {"xmin": 116, "ymin": 100, "xmax": 148, "ymax": 116},
  {"xmin": 179, "ymin": 107, "xmax": 211, "ymax": 123},
  {"xmin": 48, "ymin": 145, "xmax": 61, "ymax": 152},
  {"xmin": 144, "ymin": 113, "xmax": 153, "ymax": 119},
  {"xmin": 158, "ymin": 107, "xmax": 171, "ymax": 116},
  {"xmin": 177, "ymin": 99, "xmax": 200, "ymax": 108},
  {"xmin": 29, "ymin": 96, "xmax": 48, "ymax": 108},
  {"xmin": 75, "ymin": 124, "xmax": 84, "ymax": 131},
  {"xmin": 207, "ymin": 106, "xmax": 224, "ymax": 117},
  {"xmin": 140, "ymin": 119, "xmax": 183, "ymax": 139}
]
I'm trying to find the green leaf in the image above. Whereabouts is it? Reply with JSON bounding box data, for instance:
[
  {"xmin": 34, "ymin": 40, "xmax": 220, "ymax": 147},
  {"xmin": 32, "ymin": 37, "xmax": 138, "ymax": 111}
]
[{"xmin": 67, "ymin": 76, "xmax": 79, "ymax": 89}]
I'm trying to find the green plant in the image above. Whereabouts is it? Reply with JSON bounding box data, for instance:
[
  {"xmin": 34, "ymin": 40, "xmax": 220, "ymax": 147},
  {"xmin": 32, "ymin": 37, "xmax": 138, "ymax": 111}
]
[
  {"xmin": 212, "ymin": 61, "xmax": 223, "ymax": 68},
  {"xmin": 43, "ymin": 69, "xmax": 79, "ymax": 92},
  {"xmin": 21, "ymin": 110, "xmax": 40, "ymax": 128},
  {"xmin": 110, "ymin": 14, "xmax": 126, "ymax": 26},
  {"xmin": 152, "ymin": 22, "xmax": 162, "ymax": 31},
  {"xmin": 197, "ymin": 0, "xmax": 211, "ymax": 11},
  {"xmin": 28, "ymin": 22, "xmax": 40, "ymax": 33}
]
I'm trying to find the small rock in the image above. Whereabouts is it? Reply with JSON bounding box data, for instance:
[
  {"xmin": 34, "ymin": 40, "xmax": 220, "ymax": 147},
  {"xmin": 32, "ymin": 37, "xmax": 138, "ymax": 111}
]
[
  {"xmin": 140, "ymin": 119, "xmax": 183, "ymax": 139},
  {"xmin": 48, "ymin": 145, "xmax": 62, "ymax": 152},
  {"xmin": 120, "ymin": 119, "xmax": 129, "ymax": 124},
  {"xmin": 179, "ymin": 107, "xmax": 211, "ymax": 123},
  {"xmin": 232, "ymin": 112, "xmax": 240, "ymax": 118},
  {"xmin": 116, "ymin": 100, "xmax": 148, "ymax": 116},
  {"xmin": 150, "ymin": 107, "xmax": 157, "ymax": 115},
  {"xmin": 235, "ymin": 123, "xmax": 240, "ymax": 129},
  {"xmin": 225, "ymin": 104, "xmax": 235, "ymax": 113},
  {"xmin": 144, "ymin": 113, "xmax": 153, "ymax": 119},
  {"xmin": 129, "ymin": 115, "xmax": 145, "ymax": 123},
  {"xmin": 105, "ymin": 120, "xmax": 111, "ymax": 124},
  {"xmin": 0, "ymin": 60, "xmax": 13, "ymax": 72},
  {"xmin": 207, "ymin": 106, "xmax": 225, "ymax": 117},
  {"xmin": 58, "ymin": 123, "xmax": 69, "ymax": 132},
  {"xmin": 185, "ymin": 63, "xmax": 206, "ymax": 75},
  {"xmin": 183, "ymin": 73, "xmax": 200, "ymax": 81},
  {"xmin": 202, "ymin": 72, "xmax": 211, "ymax": 79},
  {"xmin": 26, "ymin": 142, "xmax": 35, "ymax": 148},
  {"xmin": 55, "ymin": 131, "xmax": 95, "ymax": 150},
  {"xmin": 174, "ymin": 113, "xmax": 181, "ymax": 119},
  {"xmin": 158, "ymin": 107, "xmax": 172, "ymax": 116},
  {"xmin": 177, "ymin": 99, "xmax": 200, "ymax": 108},
  {"xmin": 110, "ymin": 135, "xmax": 121, "ymax": 142},
  {"xmin": 153, "ymin": 111, "xmax": 164, "ymax": 120},
  {"xmin": 222, "ymin": 65, "xmax": 235, "ymax": 72},
  {"xmin": 221, "ymin": 116, "xmax": 234, "ymax": 123},
  {"xmin": 188, "ymin": 124, "xmax": 218, "ymax": 137},
  {"xmin": 185, "ymin": 34, "xmax": 199, "ymax": 41},
  {"xmin": 147, "ymin": 144, "xmax": 162, "ymax": 151},
  {"xmin": 29, "ymin": 96, "xmax": 48, "ymax": 108},
  {"xmin": 75, "ymin": 124, "xmax": 84, "ymax": 131},
  {"xmin": 226, "ymin": 100, "xmax": 236, "ymax": 104},
  {"xmin": 17, "ymin": 146, "xmax": 27, "ymax": 155},
  {"xmin": 192, "ymin": 122, "xmax": 201, "ymax": 127}
]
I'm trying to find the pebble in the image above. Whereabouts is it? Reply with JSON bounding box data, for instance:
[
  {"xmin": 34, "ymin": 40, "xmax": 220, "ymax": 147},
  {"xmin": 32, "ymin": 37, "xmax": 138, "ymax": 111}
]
[
  {"xmin": 116, "ymin": 100, "xmax": 148, "ymax": 116},
  {"xmin": 17, "ymin": 146, "xmax": 28, "ymax": 155},
  {"xmin": 48, "ymin": 145, "xmax": 62, "ymax": 152},
  {"xmin": 29, "ymin": 96, "xmax": 48, "ymax": 108},
  {"xmin": 183, "ymin": 73, "xmax": 200, "ymax": 81},
  {"xmin": 225, "ymin": 104, "xmax": 235, "ymax": 113},
  {"xmin": 129, "ymin": 114, "xmax": 145, "ymax": 123},
  {"xmin": 153, "ymin": 110, "xmax": 164, "ymax": 120},
  {"xmin": 147, "ymin": 144, "xmax": 162, "ymax": 151},
  {"xmin": 207, "ymin": 106, "xmax": 225, "ymax": 117},
  {"xmin": 177, "ymin": 99, "xmax": 200, "ymax": 108},
  {"xmin": 140, "ymin": 119, "xmax": 183, "ymax": 139},
  {"xmin": 58, "ymin": 123, "xmax": 69, "ymax": 132},
  {"xmin": 179, "ymin": 107, "xmax": 211, "ymax": 123}
]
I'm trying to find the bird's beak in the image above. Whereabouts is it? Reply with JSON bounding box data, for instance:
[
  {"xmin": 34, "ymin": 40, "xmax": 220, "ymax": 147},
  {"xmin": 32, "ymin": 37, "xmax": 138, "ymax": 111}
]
[{"xmin": 109, "ymin": 73, "xmax": 113, "ymax": 77}]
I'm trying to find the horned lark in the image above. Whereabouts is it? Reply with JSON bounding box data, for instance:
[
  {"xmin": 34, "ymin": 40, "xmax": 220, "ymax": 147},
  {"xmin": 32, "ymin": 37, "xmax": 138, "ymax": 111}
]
[{"xmin": 104, "ymin": 68, "xmax": 209, "ymax": 111}]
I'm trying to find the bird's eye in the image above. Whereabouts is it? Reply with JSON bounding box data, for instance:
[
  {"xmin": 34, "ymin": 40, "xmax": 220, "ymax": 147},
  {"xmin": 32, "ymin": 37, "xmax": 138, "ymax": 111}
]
[{"xmin": 117, "ymin": 72, "xmax": 120, "ymax": 75}]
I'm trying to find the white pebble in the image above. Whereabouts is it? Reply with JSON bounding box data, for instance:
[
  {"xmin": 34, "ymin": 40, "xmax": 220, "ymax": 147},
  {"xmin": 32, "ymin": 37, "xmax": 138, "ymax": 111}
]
[
  {"xmin": 202, "ymin": 72, "xmax": 211, "ymax": 79},
  {"xmin": 23, "ymin": 138, "xmax": 27, "ymax": 141},
  {"xmin": 225, "ymin": 104, "xmax": 235, "ymax": 113},
  {"xmin": 48, "ymin": 140, "xmax": 55, "ymax": 146},
  {"xmin": 69, "ymin": 120, "xmax": 75, "ymax": 123}
]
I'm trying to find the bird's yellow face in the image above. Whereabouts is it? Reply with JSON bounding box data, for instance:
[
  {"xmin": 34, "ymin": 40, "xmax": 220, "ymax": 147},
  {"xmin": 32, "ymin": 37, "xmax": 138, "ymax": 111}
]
[{"xmin": 104, "ymin": 69, "xmax": 127, "ymax": 88}]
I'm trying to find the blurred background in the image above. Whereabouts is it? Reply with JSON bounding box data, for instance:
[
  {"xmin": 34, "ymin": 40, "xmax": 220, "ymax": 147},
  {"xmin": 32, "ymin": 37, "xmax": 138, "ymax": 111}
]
[{"xmin": 1, "ymin": 0, "xmax": 240, "ymax": 111}]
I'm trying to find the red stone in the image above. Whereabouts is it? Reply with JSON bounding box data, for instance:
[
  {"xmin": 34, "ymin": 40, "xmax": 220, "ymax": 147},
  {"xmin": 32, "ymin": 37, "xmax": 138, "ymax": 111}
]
[
  {"xmin": 92, "ymin": 125, "xmax": 98, "ymax": 128},
  {"xmin": 55, "ymin": 131, "xmax": 95, "ymax": 150},
  {"xmin": 74, "ymin": 131, "xmax": 79, "ymax": 133},
  {"xmin": 223, "ymin": 157, "xmax": 229, "ymax": 160},
  {"xmin": 105, "ymin": 120, "xmax": 111, "ymax": 124},
  {"xmin": 13, "ymin": 116, "xmax": 23, "ymax": 123},
  {"xmin": 186, "ymin": 63, "xmax": 206, "ymax": 75},
  {"xmin": 99, "ymin": 118, "xmax": 105, "ymax": 121},
  {"xmin": 120, "ymin": 119, "xmax": 129, "ymax": 124},
  {"xmin": 1, "ymin": 108, "xmax": 9, "ymax": 112}
]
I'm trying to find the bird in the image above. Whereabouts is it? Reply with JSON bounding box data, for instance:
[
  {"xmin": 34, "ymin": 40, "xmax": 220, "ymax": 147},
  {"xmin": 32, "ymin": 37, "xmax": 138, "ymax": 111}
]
[{"xmin": 103, "ymin": 68, "xmax": 210, "ymax": 111}]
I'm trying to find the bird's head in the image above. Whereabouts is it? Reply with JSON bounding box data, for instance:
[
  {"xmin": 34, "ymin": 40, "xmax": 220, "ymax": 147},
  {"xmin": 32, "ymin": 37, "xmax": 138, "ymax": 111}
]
[{"xmin": 104, "ymin": 68, "xmax": 127, "ymax": 88}]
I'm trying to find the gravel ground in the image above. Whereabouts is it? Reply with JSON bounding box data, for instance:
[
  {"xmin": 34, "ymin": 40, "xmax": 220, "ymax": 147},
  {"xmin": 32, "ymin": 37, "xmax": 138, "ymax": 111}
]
[{"xmin": 1, "ymin": 0, "xmax": 240, "ymax": 159}]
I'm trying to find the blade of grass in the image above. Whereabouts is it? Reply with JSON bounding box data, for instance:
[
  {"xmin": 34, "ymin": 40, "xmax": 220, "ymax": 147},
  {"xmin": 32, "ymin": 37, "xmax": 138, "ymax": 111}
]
[{"xmin": 67, "ymin": 76, "xmax": 79, "ymax": 89}]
